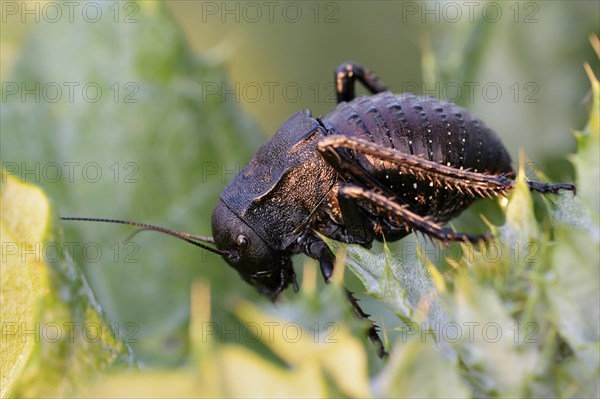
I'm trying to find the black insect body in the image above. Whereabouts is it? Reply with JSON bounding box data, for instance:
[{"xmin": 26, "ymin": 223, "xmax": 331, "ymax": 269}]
[
  {"xmin": 212, "ymin": 63, "xmax": 572, "ymax": 298},
  {"xmin": 62, "ymin": 63, "xmax": 576, "ymax": 358}
]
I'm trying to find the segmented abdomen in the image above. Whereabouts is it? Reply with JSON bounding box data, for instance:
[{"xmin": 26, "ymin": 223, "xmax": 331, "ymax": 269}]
[{"xmin": 319, "ymin": 92, "xmax": 513, "ymax": 222}]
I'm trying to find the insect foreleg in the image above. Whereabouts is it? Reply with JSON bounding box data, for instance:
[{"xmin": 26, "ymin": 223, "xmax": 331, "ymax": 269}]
[
  {"xmin": 303, "ymin": 237, "xmax": 336, "ymax": 281},
  {"xmin": 345, "ymin": 288, "xmax": 387, "ymax": 359}
]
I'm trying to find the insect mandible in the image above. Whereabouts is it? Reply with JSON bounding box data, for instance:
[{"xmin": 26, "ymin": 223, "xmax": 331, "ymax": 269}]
[{"xmin": 63, "ymin": 62, "xmax": 576, "ymax": 357}]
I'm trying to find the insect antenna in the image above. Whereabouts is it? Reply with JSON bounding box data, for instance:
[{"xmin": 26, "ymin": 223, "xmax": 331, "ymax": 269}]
[
  {"xmin": 124, "ymin": 227, "xmax": 214, "ymax": 245},
  {"xmin": 60, "ymin": 217, "xmax": 224, "ymax": 256}
]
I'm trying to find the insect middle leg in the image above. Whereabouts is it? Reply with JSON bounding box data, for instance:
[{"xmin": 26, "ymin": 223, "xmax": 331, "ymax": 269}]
[
  {"xmin": 335, "ymin": 62, "xmax": 388, "ymax": 103},
  {"xmin": 303, "ymin": 227, "xmax": 387, "ymax": 358},
  {"xmin": 346, "ymin": 288, "xmax": 387, "ymax": 358}
]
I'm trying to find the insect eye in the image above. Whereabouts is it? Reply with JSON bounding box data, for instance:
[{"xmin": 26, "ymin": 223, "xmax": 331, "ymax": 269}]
[{"xmin": 236, "ymin": 234, "xmax": 249, "ymax": 248}]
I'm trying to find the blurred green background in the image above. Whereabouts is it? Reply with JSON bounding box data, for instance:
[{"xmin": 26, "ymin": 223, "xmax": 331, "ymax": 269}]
[
  {"xmin": 2, "ymin": 0, "xmax": 598, "ymax": 367},
  {"xmin": 167, "ymin": 0, "xmax": 599, "ymax": 165}
]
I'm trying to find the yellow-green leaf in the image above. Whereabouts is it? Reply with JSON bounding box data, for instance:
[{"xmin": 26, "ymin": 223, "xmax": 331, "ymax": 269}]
[
  {"xmin": 373, "ymin": 337, "xmax": 469, "ymax": 398},
  {"xmin": 1, "ymin": 170, "xmax": 134, "ymax": 398},
  {"xmin": 0, "ymin": 171, "xmax": 51, "ymax": 398}
]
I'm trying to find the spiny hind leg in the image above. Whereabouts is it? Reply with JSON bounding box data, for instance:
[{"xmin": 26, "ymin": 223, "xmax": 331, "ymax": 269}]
[
  {"xmin": 318, "ymin": 135, "xmax": 576, "ymax": 198},
  {"xmin": 317, "ymin": 135, "xmax": 513, "ymax": 199}
]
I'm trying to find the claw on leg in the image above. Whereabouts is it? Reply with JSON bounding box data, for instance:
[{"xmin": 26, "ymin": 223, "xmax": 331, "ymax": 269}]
[{"xmin": 527, "ymin": 181, "xmax": 576, "ymax": 195}]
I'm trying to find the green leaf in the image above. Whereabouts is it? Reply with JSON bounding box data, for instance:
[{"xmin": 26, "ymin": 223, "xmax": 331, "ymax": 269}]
[
  {"xmin": 449, "ymin": 274, "xmax": 538, "ymax": 397},
  {"xmin": 547, "ymin": 229, "xmax": 600, "ymax": 396},
  {"xmin": 500, "ymin": 158, "xmax": 539, "ymax": 245},
  {"xmin": 545, "ymin": 66, "xmax": 600, "ymax": 398},
  {"xmin": 74, "ymin": 267, "xmax": 373, "ymax": 398},
  {"xmin": 1, "ymin": 171, "xmax": 51, "ymax": 397},
  {"xmin": 1, "ymin": 171, "xmax": 133, "ymax": 398},
  {"xmin": 322, "ymin": 236, "xmax": 454, "ymax": 360},
  {"xmin": 550, "ymin": 64, "xmax": 598, "ymax": 236},
  {"xmin": 571, "ymin": 64, "xmax": 600, "ymax": 221},
  {"xmin": 373, "ymin": 337, "xmax": 470, "ymax": 399},
  {"xmin": 233, "ymin": 303, "xmax": 371, "ymax": 398},
  {"xmin": 1, "ymin": 0, "xmax": 264, "ymax": 365},
  {"xmin": 322, "ymin": 237, "xmax": 444, "ymax": 320}
]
